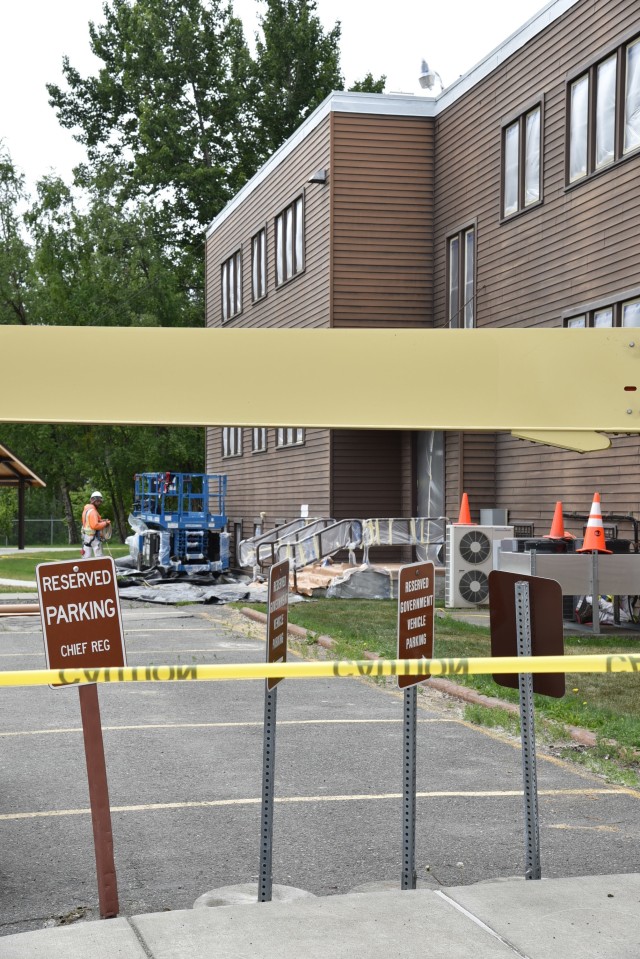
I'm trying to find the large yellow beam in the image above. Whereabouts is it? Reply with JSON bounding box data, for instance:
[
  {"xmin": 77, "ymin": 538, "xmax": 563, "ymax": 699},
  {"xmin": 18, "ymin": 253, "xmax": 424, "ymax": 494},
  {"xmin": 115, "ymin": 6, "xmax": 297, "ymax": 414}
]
[{"xmin": 2, "ymin": 328, "xmax": 639, "ymax": 447}]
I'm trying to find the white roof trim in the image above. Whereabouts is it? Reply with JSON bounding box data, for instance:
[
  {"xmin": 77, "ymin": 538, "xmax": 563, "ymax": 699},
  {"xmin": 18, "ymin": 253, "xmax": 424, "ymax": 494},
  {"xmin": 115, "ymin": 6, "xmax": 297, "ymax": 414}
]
[
  {"xmin": 435, "ymin": 0, "xmax": 581, "ymax": 110},
  {"xmin": 206, "ymin": 93, "xmax": 436, "ymax": 237},
  {"xmin": 207, "ymin": 0, "xmax": 581, "ymax": 237}
]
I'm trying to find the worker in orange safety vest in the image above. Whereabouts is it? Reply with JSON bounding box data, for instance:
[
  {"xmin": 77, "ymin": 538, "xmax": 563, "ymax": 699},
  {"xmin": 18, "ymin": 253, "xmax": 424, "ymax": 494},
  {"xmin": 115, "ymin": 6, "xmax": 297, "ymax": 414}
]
[{"xmin": 81, "ymin": 491, "xmax": 111, "ymax": 558}]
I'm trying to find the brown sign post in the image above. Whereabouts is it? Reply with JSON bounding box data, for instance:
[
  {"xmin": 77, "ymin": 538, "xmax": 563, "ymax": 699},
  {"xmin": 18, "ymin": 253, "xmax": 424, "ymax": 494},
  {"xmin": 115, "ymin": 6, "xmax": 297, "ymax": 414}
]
[{"xmin": 36, "ymin": 556, "xmax": 125, "ymax": 919}]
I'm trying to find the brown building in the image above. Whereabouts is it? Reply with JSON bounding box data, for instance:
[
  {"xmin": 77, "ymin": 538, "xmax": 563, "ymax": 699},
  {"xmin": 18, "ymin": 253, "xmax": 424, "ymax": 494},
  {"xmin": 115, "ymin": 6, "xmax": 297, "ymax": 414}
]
[{"xmin": 205, "ymin": 0, "xmax": 640, "ymax": 559}]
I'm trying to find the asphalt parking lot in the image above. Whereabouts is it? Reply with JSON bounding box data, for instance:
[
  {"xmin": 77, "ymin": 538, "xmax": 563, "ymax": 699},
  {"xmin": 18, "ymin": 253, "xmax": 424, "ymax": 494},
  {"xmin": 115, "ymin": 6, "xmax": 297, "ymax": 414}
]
[{"xmin": 1, "ymin": 600, "xmax": 639, "ymax": 937}]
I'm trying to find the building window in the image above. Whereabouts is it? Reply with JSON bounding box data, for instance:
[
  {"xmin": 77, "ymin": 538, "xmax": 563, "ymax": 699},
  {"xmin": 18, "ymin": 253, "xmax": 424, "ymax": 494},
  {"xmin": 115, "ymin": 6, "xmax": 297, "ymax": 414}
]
[
  {"xmin": 222, "ymin": 427, "xmax": 242, "ymax": 458},
  {"xmin": 563, "ymin": 292, "xmax": 640, "ymax": 328},
  {"xmin": 251, "ymin": 228, "xmax": 267, "ymax": 302},
  {"xmin": 447, "ymin": 226, "xmax": 475, "ymax": 328},
  {"xmin": 221, "ymin": 250, "xmax": 242, "ymax": 322},
  {"xmin": 252, "ymin": 428, "xmax": 267, "ymax": 453},
  {"xmin": 276, "ymin": 428, "xmax": 305, "ymax": 448},
  {"xmin": 502, "ymin": 103, "xmax": 542, "ymax": 218},
  {"xmin": 275, "ymin": 195, "xmax": 304, "ymax": 286},
  {"xmin": 622, "ymin": 298, "xmax": 640, "ymax": 327},
  {"xmin": 568, "ymin": 34, "xmax": 640, "ymax": 184}
]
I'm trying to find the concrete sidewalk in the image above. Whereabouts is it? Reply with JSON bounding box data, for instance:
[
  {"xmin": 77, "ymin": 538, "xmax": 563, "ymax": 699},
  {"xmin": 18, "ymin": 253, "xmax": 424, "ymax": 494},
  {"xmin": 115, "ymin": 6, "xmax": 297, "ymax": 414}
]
[{"xmin": 3, "ymin": 874, "xmax": 638, "ymax": 958}]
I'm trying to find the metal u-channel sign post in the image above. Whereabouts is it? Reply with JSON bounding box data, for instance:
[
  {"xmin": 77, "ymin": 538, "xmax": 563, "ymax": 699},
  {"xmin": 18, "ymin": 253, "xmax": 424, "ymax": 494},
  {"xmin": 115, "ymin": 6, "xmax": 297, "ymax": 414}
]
[
  {"xmin": 515, "ymin": 581, "xmax": 542, "ymax": 880},
  {"xmin": 258, "ymin": 559, "xmax": 290, "ymax": 903},
  {"xmin": 402, "ymin": 685, "xmax": 418, "ymax": 890},
  {"xmin": 488, "ymin": 570, "xmax": 564, "ymax": 881},
  {"xmin": 397, "ymin": 562, "xmax": 435, "ymax": 890}
]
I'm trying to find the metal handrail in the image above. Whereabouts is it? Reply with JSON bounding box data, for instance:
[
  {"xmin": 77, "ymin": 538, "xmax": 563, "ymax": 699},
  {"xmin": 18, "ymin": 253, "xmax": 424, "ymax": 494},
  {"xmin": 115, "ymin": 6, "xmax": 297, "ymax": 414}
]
[
  {"xmin": 276, "ymin": 519, "xmax": 363, "ymax": 571},
  {"xmin": 239, "ymin": 517, "xmax": 334, "ymax": 568}
]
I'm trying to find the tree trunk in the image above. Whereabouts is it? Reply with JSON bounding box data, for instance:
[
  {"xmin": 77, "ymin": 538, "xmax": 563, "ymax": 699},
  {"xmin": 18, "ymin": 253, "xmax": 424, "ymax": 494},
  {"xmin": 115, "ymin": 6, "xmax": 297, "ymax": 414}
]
[
  {"xmin": 101, "ymin": 467, "xmax": 127, "ymax": 544},
  {"xmin": 60, "ymin": 480, "xmax": 79, "ymax": 543},
  {"xmin": 114, "ymin": 489, "xmax": 128, "ymax": 544}
]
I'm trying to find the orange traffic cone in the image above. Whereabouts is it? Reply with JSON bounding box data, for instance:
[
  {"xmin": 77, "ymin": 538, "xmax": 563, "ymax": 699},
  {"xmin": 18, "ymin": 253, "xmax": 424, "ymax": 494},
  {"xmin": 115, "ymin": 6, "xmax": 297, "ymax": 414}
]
[
  {"xmin": 543, "ymin": 501, "xmax": 576, "ymax": 540},
  {"xmin": 576, "ymin": 492, "xmax": 612, "ymax": 554},
  {"xmin": 454, "ymin": 492, "xmax": 475, "ymax": 525}
]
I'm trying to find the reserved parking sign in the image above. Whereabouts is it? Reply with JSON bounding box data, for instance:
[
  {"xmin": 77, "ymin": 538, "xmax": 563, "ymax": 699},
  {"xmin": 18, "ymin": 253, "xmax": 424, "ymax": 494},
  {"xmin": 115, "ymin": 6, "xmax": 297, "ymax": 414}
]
[{"xmin": 36, "ymin": 557, "xmax": 126, "ymax": 677}]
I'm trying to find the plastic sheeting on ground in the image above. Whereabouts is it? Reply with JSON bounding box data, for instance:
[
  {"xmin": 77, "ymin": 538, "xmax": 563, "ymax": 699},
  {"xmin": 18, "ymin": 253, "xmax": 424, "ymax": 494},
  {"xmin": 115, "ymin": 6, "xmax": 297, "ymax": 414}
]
[
  {"xmin": 116, "ymin": 582, "xmax": 270, "ymax": 605},
  {"xmin": 326, "ymin": 565, "xmax": 396, "ymax": 600}
]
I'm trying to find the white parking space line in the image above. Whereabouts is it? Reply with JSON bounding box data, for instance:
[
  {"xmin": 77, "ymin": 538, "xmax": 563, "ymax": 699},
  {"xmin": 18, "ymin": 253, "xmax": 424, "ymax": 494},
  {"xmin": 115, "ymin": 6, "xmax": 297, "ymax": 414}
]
[
  {"xmin": 0, "ymin": 646, "xmax": 262, "ymax": 658},
  {"xmin": 0, "ymin": 627, "xmax": 226, "ymax": 636},
  {"xmin": 0, "ymin": 788, "xmax": 632, "ymax": 822},
  {"xmin": 0, "ymin": 718, "xmax": 452, "ymax": 737}
]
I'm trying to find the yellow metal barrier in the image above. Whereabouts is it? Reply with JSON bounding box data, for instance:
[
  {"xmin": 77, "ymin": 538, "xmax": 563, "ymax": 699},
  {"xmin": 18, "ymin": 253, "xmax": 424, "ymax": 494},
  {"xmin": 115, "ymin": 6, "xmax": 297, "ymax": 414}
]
[
  {"xmin": 0, "ymin": 654, "xmax": 639, "ymax": 687},
  {"xmin": 1, "ymin": 326, "xmax": 640, "ymax": 451}
]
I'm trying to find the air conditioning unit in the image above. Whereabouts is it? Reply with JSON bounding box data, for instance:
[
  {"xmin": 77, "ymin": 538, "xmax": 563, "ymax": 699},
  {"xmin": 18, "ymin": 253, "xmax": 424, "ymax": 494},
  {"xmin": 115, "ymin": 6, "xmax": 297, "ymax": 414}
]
[{"xmin": 445, "ymin": 525, "xmax": 514, "ymax": 607}]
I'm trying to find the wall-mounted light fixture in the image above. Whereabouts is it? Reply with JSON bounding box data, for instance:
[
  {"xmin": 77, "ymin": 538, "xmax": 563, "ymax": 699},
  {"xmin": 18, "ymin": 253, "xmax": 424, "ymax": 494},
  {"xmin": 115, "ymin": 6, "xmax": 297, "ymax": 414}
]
[
  {"xmin": 418, "ymin": 59, "xmax": 443, "ymax": 93},
  {"xmin": 308, "ymin": 169, "xmax": 328, "ymax": 184}
]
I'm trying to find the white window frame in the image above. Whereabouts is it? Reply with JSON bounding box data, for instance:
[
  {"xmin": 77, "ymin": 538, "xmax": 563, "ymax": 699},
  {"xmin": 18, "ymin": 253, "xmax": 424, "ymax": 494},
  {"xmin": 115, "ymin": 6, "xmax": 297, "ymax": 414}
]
[
  {"xmin": 275, "ymin": 195, "xmax": 304, "ymax": 286},
  {"xmin": 252, "ymin": 427, "xmax": 267, "ymax": 453},
  {"xmin": 567, "ymin": 33, "xmax": 640, "ymax": 185},
  {"xmin": 222, "ymin": 427, "xmax": 243, "ymax": 458},
  {"xmin": 276, "ymin": 428, "xmax": 305, "ymax": 448},
  {"xmin": 563, "ymin": 288, "xmax": 640, "ymax": 328},
  {"xmin": 502, "ymin": 102, "xmax": 543, "ymax": 218},
  {"xmin": 221, "ymin": 250, "xmax": 242, "ymax": 323},
  {"xmin": 447, "ymin": 225, "xmax": 476, "ymax": 328},
  {"xmin": 251, "ymin": 228, "xmax": 267, "ymax": 302}
]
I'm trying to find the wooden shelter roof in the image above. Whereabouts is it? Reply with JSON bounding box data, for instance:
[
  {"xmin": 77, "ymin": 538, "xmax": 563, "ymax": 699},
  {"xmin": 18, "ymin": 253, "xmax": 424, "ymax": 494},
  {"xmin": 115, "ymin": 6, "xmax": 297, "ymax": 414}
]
[{"xmin": 0, "ymin": 443, "xmax": 46, "ymax": 489}]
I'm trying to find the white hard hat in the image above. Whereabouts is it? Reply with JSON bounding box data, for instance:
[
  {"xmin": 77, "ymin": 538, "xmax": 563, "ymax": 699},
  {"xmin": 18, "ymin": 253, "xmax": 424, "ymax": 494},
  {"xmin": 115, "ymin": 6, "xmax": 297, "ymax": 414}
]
[{"xmin": 90, "ymin": 491, "xmax": 103, "ymax": 500}]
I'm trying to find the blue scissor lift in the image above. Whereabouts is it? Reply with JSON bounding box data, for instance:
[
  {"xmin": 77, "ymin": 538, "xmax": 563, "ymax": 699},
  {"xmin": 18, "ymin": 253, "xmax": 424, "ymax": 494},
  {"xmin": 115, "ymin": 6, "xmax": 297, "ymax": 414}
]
[{"xmin": 132, "ymin": 472, "xmax": 230, "ymax": 573}]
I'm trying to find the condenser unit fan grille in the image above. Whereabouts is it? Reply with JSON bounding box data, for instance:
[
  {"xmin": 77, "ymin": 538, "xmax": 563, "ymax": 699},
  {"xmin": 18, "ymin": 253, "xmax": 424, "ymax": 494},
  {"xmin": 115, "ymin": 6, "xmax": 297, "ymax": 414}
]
[
  {"xmin": 458, "ymin": 569, "xmax": 489, "ymax": 604},
  {"xmin": 458, "ymin": 529, "xmax": 491, "ymax": 565}
]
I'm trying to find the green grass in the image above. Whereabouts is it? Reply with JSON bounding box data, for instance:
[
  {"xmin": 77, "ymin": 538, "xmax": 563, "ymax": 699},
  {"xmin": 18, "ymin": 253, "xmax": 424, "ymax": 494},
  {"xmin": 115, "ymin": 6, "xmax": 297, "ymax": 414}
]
[
  {"xmin": 241, "ymin": 599, "xmax": 640, "ymax": 772},
  {"xmin": 0, "ymin": 546, "xmax": 129, "ymax": 582}
]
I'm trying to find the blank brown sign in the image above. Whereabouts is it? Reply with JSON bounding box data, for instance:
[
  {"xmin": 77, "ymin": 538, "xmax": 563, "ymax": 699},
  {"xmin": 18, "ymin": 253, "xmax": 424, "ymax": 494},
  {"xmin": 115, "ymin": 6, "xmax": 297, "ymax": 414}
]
[{"xmin": 488, "ymin": 570, "xmax": 565, "ymax": 698}]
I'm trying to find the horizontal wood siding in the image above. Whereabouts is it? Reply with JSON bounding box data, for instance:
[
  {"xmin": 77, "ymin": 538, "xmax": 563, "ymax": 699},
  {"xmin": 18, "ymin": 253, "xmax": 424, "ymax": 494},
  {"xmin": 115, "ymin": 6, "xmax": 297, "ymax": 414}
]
[
  {"xmin": 205, "ymin": 117, "xmax": 332, "ymax": 530},
  {"xmin": 332, "ymin": 113, "xmax": 434, "ymax": 328},
  {"xmin": 445, "ymin": 433, "xmax": 497, "ymax": 522},
  {"xmin": 207, "ymin": 428, "xmax": 331, "ymax": 552},
  {"xmin": 331, "ymin": 430, "xmax": 403, "ymax": 517},
  {"xmin": 331, "ymin": 429, "xmax": 405, "ymax": 560},
  {"xmin": 205, "ymin": 116, "xmax": 332, "ymax": 332},
  {"xmin": 435, "ymin": 0, "xmax": 640, "ymax": 525},
  {"xmin": 496, "ymin": 433, "xmax": 640, "ymax": 541}
]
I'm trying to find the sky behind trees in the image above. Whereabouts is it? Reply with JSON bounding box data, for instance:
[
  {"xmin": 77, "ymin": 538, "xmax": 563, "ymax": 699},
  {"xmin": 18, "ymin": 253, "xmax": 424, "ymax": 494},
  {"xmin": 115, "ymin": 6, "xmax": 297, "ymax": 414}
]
[{"xmin": 3, "ymin": 0, "xmax": 546, "ymax": 192}]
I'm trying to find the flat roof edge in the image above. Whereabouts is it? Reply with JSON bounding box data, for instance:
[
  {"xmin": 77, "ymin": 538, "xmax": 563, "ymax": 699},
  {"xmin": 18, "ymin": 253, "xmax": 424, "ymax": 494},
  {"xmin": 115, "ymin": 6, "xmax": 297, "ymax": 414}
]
[
  {"xmin": 435, "ymin": 0, "xmax": 581, "ymax": 110},
  {"xmin": 206, "ymin": 0, "xmax": 581, "ymax": 238},
  {"xmin": 206, "ymin": 92, "xmax": 436, "ymax": 237}
]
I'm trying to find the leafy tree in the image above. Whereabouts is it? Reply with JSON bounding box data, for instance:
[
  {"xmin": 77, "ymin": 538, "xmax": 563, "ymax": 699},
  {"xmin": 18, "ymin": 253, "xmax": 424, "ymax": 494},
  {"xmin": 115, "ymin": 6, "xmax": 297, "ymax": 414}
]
[
  {"xmin": 0, "ymin": 423, "xmax": 204, "ymax": 544},
  {"xmin": 349, "ymin": 73, "xmax": 386, "ymax": 94},
  {"xmin": 0, "ymin": 178, "xmax": 205, "ymax": 540},
  {"xmin": 26, "ymin": 176, "xmax": 200, "ymax": 328},
  {"xmin": 0, "ymin": 147, "xmax": 31, "ymax": 325},
  {"xmin": 253, "ymin": 1, "xmax": 385, "ymax": 158},
  {"xmin": 252, "ymin": 0, "xmax": 342, "ymax": 156},
  {"xmin": 0, "ymin": 425, "xmax": 86, "ymax": 542},
  {"xmin": 48, "ymin": 1, "xmax": 385, "ymax": 240},
  {"xmin": 47, "ymin": 0, "xmax": 257, "ymax": 243},
  {"xmin": 0, "ymin": 490, "xmax": 17, "ymax": 541},
  {"xmin": 79, "ymin": 425, "xmax": 204, "ymax": 539}
]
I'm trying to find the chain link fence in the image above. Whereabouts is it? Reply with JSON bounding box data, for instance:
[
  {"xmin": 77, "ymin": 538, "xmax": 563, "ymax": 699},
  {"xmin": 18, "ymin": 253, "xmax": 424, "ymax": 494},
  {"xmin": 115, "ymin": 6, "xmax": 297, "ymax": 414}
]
[{"xmin": 1, "ymin": 519, "xmax": 70, "ymax": 548}]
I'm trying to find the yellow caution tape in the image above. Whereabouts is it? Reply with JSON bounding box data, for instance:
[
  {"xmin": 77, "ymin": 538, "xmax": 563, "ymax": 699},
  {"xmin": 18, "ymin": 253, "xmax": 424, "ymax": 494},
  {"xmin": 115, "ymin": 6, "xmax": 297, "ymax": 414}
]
[{"xmin": 0, "ymin": 655, "xmax": 638, "ymax": 688}]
